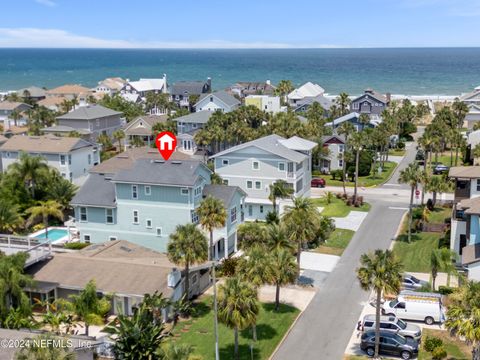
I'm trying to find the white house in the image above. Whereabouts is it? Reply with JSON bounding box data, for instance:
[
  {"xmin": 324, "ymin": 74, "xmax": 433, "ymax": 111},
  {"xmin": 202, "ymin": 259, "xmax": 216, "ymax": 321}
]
[
  {"xmin": 0, "ymin": 135, "xmax": 99, "ymax": 185},
  {"xmin": 461, "ymin": 86, "xmax": 480, "ymax": 105},
  {"xmin": 95, "ymin": 77, "xmax": 126, "ymax": 96},
  {"xmin": 194, "ymin": 91, "xmax": 240, "ymax": 113},
  {"xmin": 287, "ymin": 82, "xmax": 325, "ymax": 106},
  {"xmin": 121, "ymin": 76, "xmax": 168, "ymax": 100},
  {"xmin": 465, "ymin": 104, "xmax": 480, "ymax": 130},
  {"xmin": 245, "ymin": 95, "xmax": 281, "ymax": 113}
]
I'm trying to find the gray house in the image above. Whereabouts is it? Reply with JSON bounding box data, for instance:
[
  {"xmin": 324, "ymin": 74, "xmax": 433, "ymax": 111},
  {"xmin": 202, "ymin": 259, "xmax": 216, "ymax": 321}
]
[
  {"xmin": 350, "ymin": 89, "xmax": 389, "ymax": 116},
  {"xmin": 123, "ymin": 114, "xmax": 168, "ymax": 147},
  {"xmin": 171, "ymin": 78, "xmax": 211, "ymax": 108},
  {"xmin": 212, "ymin": 134, "xmax": 316, "ymax": 220},
  {"xmin": 46, "ymin": 105, "xmax": 123, "ymax": 141},
  {"xmin": 173, "ymin": 110, "xmax": 212, "ymax": 154},
  {"xmin": 195, "ymin": 91, "xmax": 240, "ymax": 113},
  {"xmin": 325, "ymin": 112, "xmax": 379, "ymax": 131},
  {"xmin": 293, "ymin": 95, "xmax": 333, "ymax": 115},
  {"xmin": 318, "ymin": 134, "xmax": 346, "ymax": 173},
  {"xmin": 0, "ymin": 101, "xmax": 32, "ymax": 126}
]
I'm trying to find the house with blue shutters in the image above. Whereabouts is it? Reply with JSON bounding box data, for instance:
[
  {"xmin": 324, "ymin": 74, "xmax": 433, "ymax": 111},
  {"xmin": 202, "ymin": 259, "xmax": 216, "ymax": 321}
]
[{"xmin": 71, "ymin": 158, "xmax": 246, "ymax": 259}]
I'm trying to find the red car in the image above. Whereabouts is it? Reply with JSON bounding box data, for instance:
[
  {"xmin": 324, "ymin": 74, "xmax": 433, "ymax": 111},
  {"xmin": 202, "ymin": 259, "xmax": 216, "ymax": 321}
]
[{"xmin": 311, "ymin": 178, "xmax": 326, "ymax": 188}]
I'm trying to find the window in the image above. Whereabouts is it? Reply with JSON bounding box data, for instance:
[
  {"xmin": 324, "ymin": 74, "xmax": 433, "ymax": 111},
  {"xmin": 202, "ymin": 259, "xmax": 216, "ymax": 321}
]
[
  {"xmin": 68, "ymin": 155, "xmax": 72, "ymax": 165},
  {"xmin": 476, "ymin": 179, "xmax": 480, "ymax": 192},
  {"xmin": 80, "ymin": 207, "xmax": 87, "ymax": 222},
  {"xmin": 146, "ymin": 219, "xmax": 152, "ymax": 228},
  {"xmin": 192, "ymin": 274, "xmax": 198, "ymax": 284},
  {"xmin": 145, "ymin": 186, "xmax": 151, "ymax": 196},
  {"xmin": 222, "ymin": 179, "xmax": 229, "ymax": 185},
  {"xmin": 338, "ymin": 159, "xmax": 344, "ymax": 168},
  {"xmin": 338, "ymin": 144, "xmax": 345, "ymax": 153},
  {"xmin": 109, "ymin": 236, "xmax": 117, "ymax": 241},
  {"xmin": 69, "ymin": 172, "xmax": 72, "ymax": 182},
  {"xmin": 156, "ymin": 227, "xmax": 162, "ymax": 237},
  {"xmin": 296, "ymin": 178, "xmax": 303, "ymax": 192},
  {"xmin": 259, "ymin": 205, "xmax": 264, "ymax": 213},
  {"xmin": 60, "ymin": 155, "xmax": 66, "ymax": 165},
  {"xmin": 222, "ymin": 159, "xmax": 229, "ymax": 166},
  {"xmin": 296, "ymin": 161, "xmax": 303, "ymax": 171},
  {"xmin": 105, "ymin": 209, "xmax": 114, "ymax": 224},
  {"xmin": 194, "ymin": 186, "xmax": 202, "ymax": 196},
  {"xmin": 255, "ymin": 181, "xmax": 261, "ymax": 189},
  {"xmin": 133, "ymin": 210, "xmax": 139, "ymax": 224},
  {"xmin": 84, "ymin": 234, "xmax": 91, "ymax": 243},
  {"xmin": 396, "ymin": 302, "xmax": 406, "ymax": 309},
  {"xmin": 278, "ymin": 162, "xmax": 286, "ymax": 171},
  {"xmin": 248, "ymin": 205, "xmax": 253, "ymax": 217},
  {"xmin": 210, "ymin": 96, "xmax": 214, "ymax": 102},
  {"xmin": 96, "ymin": 119, "xmax": 100, "ymax": 127},
  {"xmin": 132, "ymin": 185, "xmax": 138, "ymax": 199},
  {"xmin": 252, "ymin": 161, "xmax": 259, "ymax": 170},
  {"xmin": 181, "ymin": 188, "xmax": 189, "ymax": 196},
  {"xmin": 191, "ymin": 210, "xmax": 199, "ymax": 224},
  {"xmin": 247, "ymin": 181, "xmax": 253, "ymax": 189},
  {"xmin": 88, "ymin": 154, "xmax": 91, "ymax": 165},
  {"xmin": 230, "ymin": 207, "xmax": 237, "ymax": 223},
  {"xmin": 61, "ymin": 172, "xmax": 66, "ymax": 178},
  {"xmin": 5, "ymin": 152, "xmax": 10, "ymax": 158}
]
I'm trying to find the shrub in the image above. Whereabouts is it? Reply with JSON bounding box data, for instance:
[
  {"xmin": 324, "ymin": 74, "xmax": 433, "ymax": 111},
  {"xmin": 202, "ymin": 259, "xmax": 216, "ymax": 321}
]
[
  {"xmin": 31, "ymin": 223, "xmax": 45, "ymax": 232},
  {"xmin": 64, "ymin": 242, "xmax": 90, "ymax": 250},
  {"xmin": 431, "ymin": 346, "xmax": 447, "ymax": 360},
  {"xmin": 265, "ymin": 211, "xmax": 279, "ymax": 225},
  {"xmin": 426, "ymin": 198, "xmax": 434, "ymax": 211},
  {"xmin": 423, "ymin": 336, "xmax": 443, "ymax": 353},
  {"xmin": 397, "ymin": 141, "xmax": 406, "ymax": 149},
  {"xmin": 218, "ymin": 257, "xmax": 239, "ymax": 277},
  {"xmin": 331, "ymin": 169, "xmax": 343, "ymax": 181},
  {"xmin": 416, "ymin": 283, "xmax": 433, "ymax": 292},
  {"xmin": 412, "ymin": 207, "xmax": 424, "ymax": 220},
  {"xmin": 347, "ymin": 150, "xmax": 373, "ymax": 178},
  {"xmin": 438, "ymin": 286, "xmax": 454, "ymax": 295}
]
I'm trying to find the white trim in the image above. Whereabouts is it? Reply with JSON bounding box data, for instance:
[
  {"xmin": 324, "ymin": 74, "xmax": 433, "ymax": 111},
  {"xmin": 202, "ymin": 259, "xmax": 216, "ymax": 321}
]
[
  {"xmin": 132, "ymin": 185, "xmax": 138, "ymax": 199},
  {"xmin": 252, "ymin": 160, "xmax": 260, "ymax": 170},
  {"xmin": 79, "ymin": 207, "xmax": 88, "ymax": 222},
  {"xmin": 222, "ymin": 159, "xmax": 229, "ymax": 166},
  {"xmin": 246, "ymin": 180, "xmax": 253, "ymax": 189},
  {"xmin": 278, "ymin": 162, "xmax": 286, "ymax": 171},
  {"xmin": 156, "ymin": 227, "xmax": 162, "ymax": 237},
  {"xmin": 83, "ymin": 234, "xmax": 91, "ymax": 243},
  {"xmin": 144, "ymin": 185, "xmax": 151, "ymax": 196},
  {"xmin": 132, "ymin": 210, "xmax": 139, "ymax": 224},
  {"xmin": 105, "ymin": 208, "xmax": 114, "ymax": 224},
  {"xmin": 146, "ymin": 218, "xmax": 152, "ymax": 229},
  {"xmin": 254, "ymin": 180, "xmax": 262, "ymax": 190}
]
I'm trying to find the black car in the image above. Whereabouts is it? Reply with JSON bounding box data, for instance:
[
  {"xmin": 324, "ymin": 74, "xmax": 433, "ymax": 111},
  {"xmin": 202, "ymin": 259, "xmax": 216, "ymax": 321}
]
[
  {"xmin": 360, "ymin": 330, "xmax": 419, "ymax": 359},
  {"xmin": 415, "ymin": 150, "xmax": 425, "ymax": 161}
]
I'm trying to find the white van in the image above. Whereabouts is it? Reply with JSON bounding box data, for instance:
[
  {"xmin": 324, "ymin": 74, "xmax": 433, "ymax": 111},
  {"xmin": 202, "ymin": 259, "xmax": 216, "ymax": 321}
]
[{"xmin": 382, "ymin": 291, "xmax": 445, "ymax": 325}]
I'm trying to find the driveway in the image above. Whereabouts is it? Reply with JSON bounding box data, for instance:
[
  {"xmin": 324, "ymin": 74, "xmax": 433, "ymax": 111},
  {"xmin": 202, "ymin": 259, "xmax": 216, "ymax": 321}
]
[
  {"xmin": 333, "ymin": 211, "xmax": 369, "ymax": 231},
  {"xmin": 300, "ymin": 251, "xmax": 339, "ymax": 272}
]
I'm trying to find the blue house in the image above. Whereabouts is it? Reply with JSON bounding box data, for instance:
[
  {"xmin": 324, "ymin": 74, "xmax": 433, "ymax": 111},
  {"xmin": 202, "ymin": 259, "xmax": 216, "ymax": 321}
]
[
  {"xmin": 325, "ymin": 112, "xmax": 379, "ymax": 132},
  {"xmin": 71, "ymin": 158, "xmax": 245, "ymax": 259}
]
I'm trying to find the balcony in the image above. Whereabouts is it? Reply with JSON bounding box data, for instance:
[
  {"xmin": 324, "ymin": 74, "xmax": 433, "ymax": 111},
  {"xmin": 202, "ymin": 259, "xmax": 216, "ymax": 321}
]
[
  {"xmin": 454, "ymin": 180, "xmax": 470, "ymax": 201},
  {"xmin": 462, "ymin": 243, "xmax": 480, "ymax": 265}
]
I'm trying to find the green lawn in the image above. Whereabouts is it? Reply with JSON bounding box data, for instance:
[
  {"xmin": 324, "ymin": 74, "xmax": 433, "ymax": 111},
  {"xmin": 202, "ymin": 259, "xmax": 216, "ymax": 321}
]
[
  {"xmin": 427, "ymin": 206, "xmax": 451, "ymax": 224},
  {"xmin": 314, "ymin": 228, "xmax": 355, "ymax": 256},
  {"xmin": 393, "ymin": 231, "xmax": 442, "ymax": 273},
  {"xmin": 171, "ymin": 297, "xmax": 300, "ymax": 360},
  {"xmin": 321, "ymin": 161, "xmax": 397, "ymax": 188},
  {"xmin": 431, "ymin": 152, "xmax": 464, "ymax": 167},
  {"xmin": 388, "ymin": 148, "xmax": 406, "ymax": 156},
  {"xmin": 311, "ymin": 197, "xmax": 371, "ymax": 218}
]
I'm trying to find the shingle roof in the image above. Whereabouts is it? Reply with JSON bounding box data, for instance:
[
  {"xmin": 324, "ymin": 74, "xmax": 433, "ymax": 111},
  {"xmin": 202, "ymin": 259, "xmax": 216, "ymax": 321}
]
[
  {"xmin": 123, "ymin": 115, "xmax": 168, "ymax": 135},
  {"xmin": 0, "ymin": 135, "xmax": 93, "ymax": 153},
  {"xmin": 172, "ymin": 110, "xmax": 212, "ymax": 124},
  {"xmin": 0, "ymin": 101, "xmax": 31, "ymax": 111},
  {"xmin": 172, "ymin": 81, "xmax": 210, "ymax": 96},
  {"xmin": 71, "ymin": 173, "xmax": 116, "ymax": 207},
  {"xmin": 325, "ymin": 112, "xmax": 362, "ymax": 127},
  {"xmin": 46, "ymin": 84, "xmax": 91, "ymax": 96},
  {"xmin": 202, "ymin": 184, "xmax": 246, "ymax": 208},
  {"xmin": 294, "ymin": 95, "xmax": 333, "ymax": 110},
  {"xmin": 27, "ymin": 240, "xmax": 176, "ymax": 296},
  {"xmin": 43, "ymin": 125, "xmax": 91, "ymax": 135},
  {"xmin": 449, "ymin": 166, "xmax": 480, "ymax": 179},
  {"xmin": 57, "ymin": 104, "xmax": 122, "ymax": 120},
  {"xmin": 38, "ymin": 96, "xmax": 65, "ymax": 107},
  {"xmin": 353, "ymin": 90, "xmax": 387, "ymax": 104},
  {"xmin": 197, "ymin": 91, "xmax": 240, "ymax": 108},
  {"xmin": 17, "ymin": 86, "xmax": 46, "ymax": 98},
  {"xmin": 90, "ymin": 147, "xmax": 194, "ymax": 174},
  {"xmin": 112, "ymin": 159, "xmax": 207, "ymax": 186},
  {"xmin": 211, "ymin": 134, "xmax": 308, "ymax": 163}
]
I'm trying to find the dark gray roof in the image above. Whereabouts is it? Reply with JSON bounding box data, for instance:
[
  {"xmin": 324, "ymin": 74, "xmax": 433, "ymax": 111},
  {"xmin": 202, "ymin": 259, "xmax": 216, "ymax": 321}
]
[
  {"xmin": 173, "ymin": 110, "xmax": 212, "ymax": 124},
  {"xmin": 112, "ymin": 159, "xmax": 207, "ymax": 186},
  {"xmin": 352, "ymin": 91, "xmax": 387, "ymax": 104},
  {"xmin": 203, "ymin": 184, "xmax": 246, "ymax": 208},
  {"xmin": 71, "ymin": 173, "xmax": 116, "ymax": 207},
  {"xmin": 295, "ymin": 95, "xmax": 333, "ymax": 111},
  {"xmin": 57, "ymin": 104, "xmax": 122, "ymax": 121},
  {"xmin": 197, "ymin": 91, "xmax": 240, "ymax": 108},
  {"xmin": 211, "ymin": 134, "xmax": 307, "ymax": 163},
  {"xmin": 171, "ymin": 81, "xmax": 210, "ymax": 96}
]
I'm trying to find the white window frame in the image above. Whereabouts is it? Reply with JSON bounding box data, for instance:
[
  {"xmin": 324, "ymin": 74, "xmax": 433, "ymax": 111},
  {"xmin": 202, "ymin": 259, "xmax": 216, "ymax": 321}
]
[
  {"xmin": 144, "ymin": 185, "xmax": 151, "ymax": 196},
  {"xmin": 181, "ymin": 188, "xmax": 189, "ymax": 196},
  {"xmin": 109, "ymin": 236, "xmax": 117, "ymax": 241},
  {"xmin": 60, "ymin": 154, "xmax": 66, "ymax": 166},
  {"xmin": 146, "ymin": 219, "xmax": 152, "ymax": 228},
  {"xmin": 105, "ymin": 208, "xmax": 114, "ymax": 224},
  {"xmin": 132, "ymin": 185, "xmax": 138, "ymax": 199},
  {"xmin": 194, "ymin": 186, "xmax": 202, "ymax": 196},
  {"xmin": 338, "ymin": 144, "xmax": 345, "ymax": 153},
  {"xmin": 230, "ymin": 207, "xmax": 237, "ymax": 223},
  {"xmin": 338, "ymin": 159, "xmax": 344, "ymax": 168},
  {"xmin": 68, "ymin": 154, "xmax": 72, "ymax": 165},
  {"xmin": 79, "ymin": 207, "xmax": 87, "ymax": 222},
  {"xmin": 260, "ymin": 205, "xmax": 264, "ymax": 213},
  {"xmin": 252, "ymin": 161, "xmax": 260, "ymax": 170},
  {"xmin": 222, "ymin": 179, "xmax": 229, "ymax": 185},
  {"xmin": 246, "ymin": 180, "xmax": 253, "ymax": 189},
  {"xmin": 255, "ymin": 180, "xmax": 262, "ymax": 190},
  {"xmin": 84, "ymin": 234, "xmax": 91, "ymax": 243},
  {"xmin": 156, "ymin": 227, "xmax": 162, "ymax": 237},
  {"xmin": 133, "ymin": 210, "xmax": 139, "ymax": 224},
  {"xmin": 278, "ymin": 162, "xmax": 286, "ymax": 171},
  {"xmin": 222, "ymin": 159, "xmax": 229, "ymax": 166}
]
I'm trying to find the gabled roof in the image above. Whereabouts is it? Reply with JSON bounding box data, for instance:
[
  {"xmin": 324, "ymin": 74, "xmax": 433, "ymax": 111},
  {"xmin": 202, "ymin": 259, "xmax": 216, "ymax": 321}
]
[
  {"xmin": 294, "ymin": 95, "xmax": 333, "ymax": 111},
  {"xmin": 126, "ymin": 78, "xmax": 166, "ymax": 92},
  {"xmin": 46, "ymin": 84, "xmax": 91, "ymax": 96},
  {"xmin": 0, "ymin": 135, "xmax": 94, "ymax": 154},
  {"xmin": 57, "ymin": 104, "xmax": 122, "ymax": 120},
  {"xmin": 123, "ymin": 115, "xmax": 168, "ymax": 135},
  {"xmin": 288, "ymin": 82, "xmax": 325, "ymax": 100},
  {"xmin": 322, "ymin": 134, "xmax": 346, "ymax": 144},
  {"xmin": 278, "ymin": 136, "xmax": 317, "ymax": 151},
  {"xmin": 97, "ymin": 77, "xmax": 126, "ymax": 90},
  {"xmin": 171, "ymin": 80, "xmax": 210, "ymax": 96},
  {"xmin": 461, "ymin": 89, "xmax": 480, "ymax": 102},
  {"xmin": 17, "ymin": 86, "xmax": 46, "ymax": 98},
  {"xmin": 325, "ymin": 112, "xmax": 361, "ymax": 127},
  {"xmin": 211, "ymin": 134, "xmax": 308, "ymax": 163},
  {"xmin": 449, "ymin": 166, "xmax": 480, "ymax": 179},
  {"xmin": 112, "ymin": 159, "xmax": 208, "ymax": 186},
  {"xmin": 203, "ymin": 184, "xmax": 246, "ymax": 208},
  {"xmin": 352, "ymin": 90, "xmax": 387, "ymax": 104},
  {"xmin": 172, "ymin": 110, "xmax": 212, "ymax": 124},
  {"xmin": 196, "ymin": 91, "xmax": 240, "ymax": 108},
  {"xmin": 467, "ymin": 104, "xmax": 480, "ymax": 114},
  {"xmin": 120, "ymin": 93, "xmax": 140, "ymax": 103},
  {"xmin": 38, "ymin": 96, "xmax": 65, "ymax": 108},
  {"xmin": 71, "ymin": 173, "xmax": 116, "ymax": 207},
  {"xmin": 0, "ymin": 101, "xmax": 32, "ymax": 111}
]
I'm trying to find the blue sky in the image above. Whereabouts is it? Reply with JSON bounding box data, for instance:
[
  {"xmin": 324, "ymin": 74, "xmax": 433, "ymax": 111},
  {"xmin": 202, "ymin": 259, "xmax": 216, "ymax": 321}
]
[{"xmin": 0, "ymin": 0, "xmax": 478, "ymax": 48}]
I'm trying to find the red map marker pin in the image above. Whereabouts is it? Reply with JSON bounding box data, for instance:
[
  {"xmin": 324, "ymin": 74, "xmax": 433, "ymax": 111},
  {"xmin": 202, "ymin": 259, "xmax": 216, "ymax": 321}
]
[{"xmin": 155, "ymin": 131, "xmax": 177, "ymax": 160}]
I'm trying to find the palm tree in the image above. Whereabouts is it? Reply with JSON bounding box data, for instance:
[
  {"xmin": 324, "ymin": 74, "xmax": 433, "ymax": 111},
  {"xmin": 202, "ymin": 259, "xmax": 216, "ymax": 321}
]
[
  {"xmin": 266, "ymin": 223, "xmax": 294, "ymax": 252},
  {"xmin": 167, "ymin": 223, "xmax": 208, "ymax": 299},
  {"xmin": 338, "ymin": 121, "xmax": 356, "ymax": 195},
  {"xmin": 26, "ymin": 200, "xmax": 63, "ymax": 239},
  {"xmin": 97, "ymin": 133, "xmax": 112, "ymax": 150},
  {"xmin": 237, "ymin": 222, "xmax": 267, "ymax": 251},
  {"xmin": 112, "ymin": 129, "xmax": 125, "ymax": 152},
  {"xmin": 357, "ymin": 250, "xmax": 403, "ymax": 359},
  {"xmin": 45, "ymin": 171, "xmax": 78, "ymax": 211},
  {"xmin": 158, "ymin": 344, "xmax": 194, "ymax": 360},
  {"xmin": 335, "ymin": 92, "xmax": 351, "ymax": 116},
  {"xmin": 218, "ymin": 276, "xmax": 259, "ymax": 360},
  {"xmin": 425, "ymin": 175, "xmax": 450, "ymax": 207},
  {"xmin": 430, "ymin": 248, "xmax": 456, "ymax": 290},
  {"xmin": 283, "ymin": 197, "xmax": 320, "ymax": 273},
  {"xmin": 275, "ymin": 80, "xmax": 294, "ymax": 104},
  {"xmin": 0, "ymin": 202, "xmax": 24, "ymax": 233},
  {"xmin": 8, "ymin": 152, "xmax": 48, "ymax": 198},
  {"xmin": 350, "ymin": 131, "xmax": 365, "ymax": 203},
  {"xmin": 130, "ymin": 136, "xmax": 145, "ymax": 148},
  {"xmin": 197, "ymin": 195, "xmax": 227, "ymax": 261},
  {"xmin": 9, "ymin": 109, "xmax": 22, "ymax": 127},
  {"xmin": 268, "ymin": 248, "xmax": 298, "ymax": 311},
  {"xmin": 399, "ymin": 162, "xmax": 422, "ymax": 242},
  {"xmin": 268, "ymin": 180, "xmax": 294, "ymax": 214}
]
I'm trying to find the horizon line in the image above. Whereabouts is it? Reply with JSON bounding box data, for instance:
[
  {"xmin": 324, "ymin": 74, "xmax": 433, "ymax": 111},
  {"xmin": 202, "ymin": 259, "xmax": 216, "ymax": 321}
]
[{"xmin": 1, "ymin": 46, "xmax": 480, "ymax": 50}]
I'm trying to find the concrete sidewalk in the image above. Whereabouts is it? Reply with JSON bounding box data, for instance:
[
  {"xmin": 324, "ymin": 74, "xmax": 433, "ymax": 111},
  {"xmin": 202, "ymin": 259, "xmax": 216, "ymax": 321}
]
[
  {"xmin": 300, "ymin": 251, "xmax": 339, "ymax": 272},
  {"xmin": 332, "ymin": 211, "xmax": 369, "ymax": 231}
]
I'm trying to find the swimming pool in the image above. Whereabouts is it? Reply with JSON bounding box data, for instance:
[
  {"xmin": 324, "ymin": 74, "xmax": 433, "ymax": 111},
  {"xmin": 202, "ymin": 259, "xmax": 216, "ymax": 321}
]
[{"xmin": 29, "ymin": 227, "xmax": 70, "ymax": 243}]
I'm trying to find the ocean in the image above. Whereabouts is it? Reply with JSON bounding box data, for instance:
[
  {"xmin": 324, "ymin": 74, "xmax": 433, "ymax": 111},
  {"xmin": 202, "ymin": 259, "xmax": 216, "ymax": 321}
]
[{"xmin": 1, "ymin": 48, "xmax": 480, "ymax": 95}]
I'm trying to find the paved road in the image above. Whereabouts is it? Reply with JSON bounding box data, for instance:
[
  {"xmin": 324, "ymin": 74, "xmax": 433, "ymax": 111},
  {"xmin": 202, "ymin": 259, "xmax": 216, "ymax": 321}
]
[{"xmin": 273, "ymin": 137, "xmax": 421, "ymax": 360}]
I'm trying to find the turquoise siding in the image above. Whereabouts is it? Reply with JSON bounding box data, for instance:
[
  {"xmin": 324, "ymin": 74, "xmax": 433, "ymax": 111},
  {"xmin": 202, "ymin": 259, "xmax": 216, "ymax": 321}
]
[{"xmin": 470, "ymin": 215, "xmax": 480, "ymax": 245}]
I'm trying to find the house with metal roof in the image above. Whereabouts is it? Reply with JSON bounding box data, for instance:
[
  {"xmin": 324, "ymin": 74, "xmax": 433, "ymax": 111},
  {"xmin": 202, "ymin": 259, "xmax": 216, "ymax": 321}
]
[
  {"xmin": 460, "ymin": 86, "xmax": 480, "ymax": 105},
  {"xmin": 171, "ymin": 78, "xmax": 212, "ymax": 108},
  {"xmin": 195, "ymin": 91, "xmax": 240, "ymax": 113},
  {"xmin": 120, "ymin": 76, "xmax": 168, "ymax": 99},
  {"xmin": 0, "ymin": 135, "xmax": 99, "ymax": 184},
  {"xmin": 45, "ymin": 104, "xmax": 123, "ymax": 141},
  {"xmin": 226, "ymin": 81, "xmax": 276, "ymax": 98},
  {"xmin": 211, "ymin": 134, "xmax": 316, "ymax": 220},
  {"xmin": 71, "ymin": 158, "xmax": 245, "ymax": 258}
]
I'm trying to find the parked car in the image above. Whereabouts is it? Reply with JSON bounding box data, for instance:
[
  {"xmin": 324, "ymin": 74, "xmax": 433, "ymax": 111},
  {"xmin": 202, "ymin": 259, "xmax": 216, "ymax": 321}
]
[
  {"xmin": 433, "ymin": 164, "xmax": 449, "ymax": 175},
  {"xmin": 415, "ymin": 150, "xmax": 425, "ymax": 163},
  {"xmin": 311, "ymin": 178, "xmax": 326, "ymax": 188},
  {"xmin": 382, "ymin": 291, "xmax": 445, "ymax": 325},
  {"xmin": 402, "ymin": 274, "xmax": 429, "ymax": 290},
  {"xmin": 360, "ymin": 330, "xmax": 419, "ymax": 359},
  {"xmin": 361, "ymin": 314, "xmax": 422, "ymax": 341}
]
